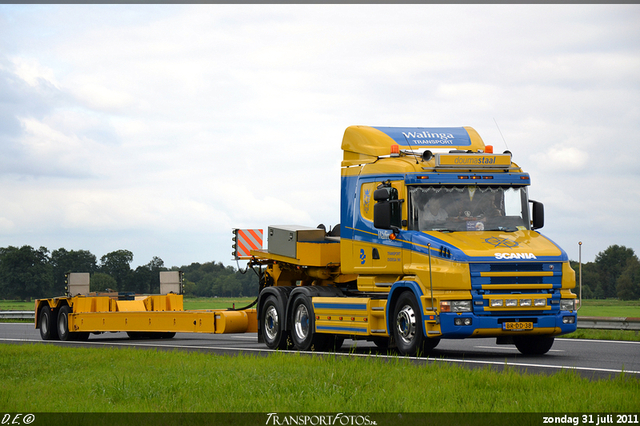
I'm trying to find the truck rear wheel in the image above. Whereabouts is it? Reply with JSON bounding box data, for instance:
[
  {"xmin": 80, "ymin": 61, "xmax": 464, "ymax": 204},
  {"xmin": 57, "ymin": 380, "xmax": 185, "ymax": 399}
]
[
  {"xmin": 290, "ymin": 295, "xmax": 325, "ymax": 351},
  {"xmin": 39, "ymin": 306, "xmax": 59, "ymax": 341},
  {"xmin": 514, "ymin": 336, "xmax": 554, "ymax": 355},
  {"xmin": 57, "ymin": 305, "xmax": 73, "ymax": 341},
  {"xmin": 393, "ymin": 291, "xmax": 427, "ymax": 356},
  {"xmin": 261, "ymin": 296, "xmax": 289, "ymax": 350}
]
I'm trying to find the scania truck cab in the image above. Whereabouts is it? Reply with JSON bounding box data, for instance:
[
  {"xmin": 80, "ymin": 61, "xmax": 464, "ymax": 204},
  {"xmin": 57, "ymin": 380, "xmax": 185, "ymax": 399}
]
[{"xmin": 331, "ymin": 125, "xmax": 577, "ymax": 355}]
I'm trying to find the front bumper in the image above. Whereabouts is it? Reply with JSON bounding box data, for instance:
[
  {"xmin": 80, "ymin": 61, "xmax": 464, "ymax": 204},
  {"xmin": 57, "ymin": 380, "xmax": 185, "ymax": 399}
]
[{"xmin": 430, "ymin": 311, "xmax": 578, "ymax": 339}]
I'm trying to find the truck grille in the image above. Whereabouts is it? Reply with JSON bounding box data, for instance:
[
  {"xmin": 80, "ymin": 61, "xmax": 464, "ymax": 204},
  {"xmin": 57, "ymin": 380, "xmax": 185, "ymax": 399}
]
[{"xmin": 469, "ymin": 262, "xmax": 563, "ymax": 290}]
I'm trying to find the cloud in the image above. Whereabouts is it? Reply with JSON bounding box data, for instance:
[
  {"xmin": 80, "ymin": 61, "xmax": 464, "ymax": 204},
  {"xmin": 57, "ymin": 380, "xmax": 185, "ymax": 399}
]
[
  {"xmin": 532, "ymin": 145, "xmax": 589, "ymax": 172},
  {"xmin": 0, "ymin": 4, "xmax": 638, "ymax": 266}
]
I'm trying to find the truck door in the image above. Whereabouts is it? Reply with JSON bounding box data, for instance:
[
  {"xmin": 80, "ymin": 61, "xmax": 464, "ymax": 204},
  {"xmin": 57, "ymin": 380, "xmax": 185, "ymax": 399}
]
[{"xmin": 353, "ymin": 179, "xmax": 404, "ymax": 274}]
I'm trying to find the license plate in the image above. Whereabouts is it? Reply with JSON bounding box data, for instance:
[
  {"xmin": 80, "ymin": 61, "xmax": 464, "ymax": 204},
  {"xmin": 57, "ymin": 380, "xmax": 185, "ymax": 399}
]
[{"xmin": 503, "ymin": 321, "xmax": 533, "ymax": 331}]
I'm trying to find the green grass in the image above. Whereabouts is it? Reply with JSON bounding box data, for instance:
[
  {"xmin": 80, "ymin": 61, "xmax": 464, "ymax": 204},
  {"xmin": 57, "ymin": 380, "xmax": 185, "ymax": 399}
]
[
  {"xmin": 0, "ymin": 344, "xmax": 638, "ymax": 413},
  {"xmin": 0, "ymin": 300, "xmax": 34, "ymax": 310},
  {"xmin": 564, "ymin": 329, "xmax": 640, "ymax": 341},
  {"xmin": 577, "ymin": 299, "xmax": 640, "ymax": 318}
]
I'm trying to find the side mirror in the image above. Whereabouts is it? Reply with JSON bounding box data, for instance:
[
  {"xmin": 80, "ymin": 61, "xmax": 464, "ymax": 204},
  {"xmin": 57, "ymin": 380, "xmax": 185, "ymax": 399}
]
[
  {"xmin": 374, "ymin": 201, "xmax": 392, "ymax": 230},
  {"xmin": 373, "ymin": 187, "xmax": 392, "ymax": 202},
  {"xmin": 530, "ymin": 200, "xmax": 544, "ymax": 230},
  {"xmin": 373, "ymin": 183, "xmax": 402, "ymax": 231}
]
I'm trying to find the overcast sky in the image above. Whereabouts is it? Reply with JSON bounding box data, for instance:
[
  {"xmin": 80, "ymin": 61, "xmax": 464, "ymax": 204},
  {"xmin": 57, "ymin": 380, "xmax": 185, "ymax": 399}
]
[{"xmin": 0, "ymin": 4, "xmax": 639, "ymax": 269}]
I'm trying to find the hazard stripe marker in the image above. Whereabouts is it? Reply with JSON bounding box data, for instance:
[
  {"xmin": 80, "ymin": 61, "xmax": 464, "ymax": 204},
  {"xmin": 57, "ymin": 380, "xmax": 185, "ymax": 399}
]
[{"xmin": 233, "ymin": 229, "xmax": 263, "ymax": 259}]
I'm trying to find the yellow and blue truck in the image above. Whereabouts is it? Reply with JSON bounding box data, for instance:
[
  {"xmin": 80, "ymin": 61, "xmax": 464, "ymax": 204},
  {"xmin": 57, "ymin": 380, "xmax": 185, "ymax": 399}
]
[{"xmin": 35, "ymin": 125, "xmax": 578, "ymax": 356}]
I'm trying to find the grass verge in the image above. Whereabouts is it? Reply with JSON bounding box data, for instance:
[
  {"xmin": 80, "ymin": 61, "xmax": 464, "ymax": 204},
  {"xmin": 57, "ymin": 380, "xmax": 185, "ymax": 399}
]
[
  {"xmin": 0, "ymin": 344, "xmax": 638, "ymax": 413},
  {"xmin": 563, "ymin": 329, "xmax": 640, "ymax": 341}
]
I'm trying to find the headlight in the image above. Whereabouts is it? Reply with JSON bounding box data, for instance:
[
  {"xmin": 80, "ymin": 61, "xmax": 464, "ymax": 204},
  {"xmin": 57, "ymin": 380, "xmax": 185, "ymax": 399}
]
[
  {"xmin": 520, "ymin": 299, "xmax": 532, "ymax": 307},
  {"xmin": 440, "ymin": 300, "xmax": 472, "ymax": 313},
  {"xmin": 560, "ymin": 299, "xmax": 576, "ymax": 311},
  {"xmin": 534, "ymin": 299, "xmax": 547, "ymax": 307},
  {"xmin": 490, "ymin": 299, "xmax": 503, "ymax": 307},
  {"xmin": 505, "ymin": 299, "xmax": 518, "ymax": 307}
]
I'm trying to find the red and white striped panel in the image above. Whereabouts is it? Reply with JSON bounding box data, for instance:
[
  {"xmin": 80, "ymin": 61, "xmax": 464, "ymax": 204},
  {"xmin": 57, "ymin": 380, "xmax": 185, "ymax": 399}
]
[{"xmin": 236, "ymin": 229, "xmax": 263, "ymax": 258}]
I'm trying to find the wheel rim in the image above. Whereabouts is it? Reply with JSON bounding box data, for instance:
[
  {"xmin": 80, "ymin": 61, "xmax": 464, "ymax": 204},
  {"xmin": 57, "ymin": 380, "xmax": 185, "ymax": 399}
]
[
  {"xmin": 264, "ymin": 305, "xmax": 279, "ymax": 341},
  {"xmin": 294, "ymin": 303, "xmax": 309, "ymax": 341},
  {"xmin": 396, "ymin": 304, "xmax": 416, "ymax": 345}
]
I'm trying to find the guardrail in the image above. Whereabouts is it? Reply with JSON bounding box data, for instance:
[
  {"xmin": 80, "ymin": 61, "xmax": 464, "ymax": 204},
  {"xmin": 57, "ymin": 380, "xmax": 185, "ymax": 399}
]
[
  {"xmin": 578, "ymin": 316, "xmax": 640, "ymax": 331},
  {"xmin": 1, "ymin": 311, "xmax": 639, "ymax": 331},
  {"xmin": 0, "ymin": 311, "xmax": 35, "ymax": 320}
]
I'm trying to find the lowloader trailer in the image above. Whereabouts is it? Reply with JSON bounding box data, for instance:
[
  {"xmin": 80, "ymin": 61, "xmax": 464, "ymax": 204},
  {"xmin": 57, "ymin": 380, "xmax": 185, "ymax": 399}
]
[
  {"xmin": 35, "ymin": 272, "xmax": 257, "ymax": 341},
  {"xmin": 36, "ymin": 126, "xmax": 578, "ymax": 355}
]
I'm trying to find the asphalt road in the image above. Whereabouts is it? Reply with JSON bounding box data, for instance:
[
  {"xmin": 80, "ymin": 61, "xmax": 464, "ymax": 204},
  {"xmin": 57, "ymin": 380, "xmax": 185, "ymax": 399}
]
[{"xmin": 1, "ymin": 322, "xmax": 638, "ymax": 380}]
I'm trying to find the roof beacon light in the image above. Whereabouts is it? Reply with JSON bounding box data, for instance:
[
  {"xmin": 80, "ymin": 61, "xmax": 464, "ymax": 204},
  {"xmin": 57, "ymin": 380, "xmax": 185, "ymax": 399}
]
[
  {"xmin": 484, "ymin": 145, "xmax": 494, "ymax": 154},
  {"xmin": 390, "ymin": 144, "xmax": 400, "ymax": 157}
]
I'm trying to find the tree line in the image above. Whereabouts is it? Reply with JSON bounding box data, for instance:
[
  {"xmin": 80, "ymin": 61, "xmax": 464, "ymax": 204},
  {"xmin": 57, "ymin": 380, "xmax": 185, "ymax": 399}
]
[
  {"xmin": 0, "ymin": 246, "xmax": 259, "ymax": 301},
  {"xmin": 0, "ymin": 244, "xmax": 638, "ymax": 302},
  {"xmin": 570, "ymin": 244, "xmax": 640, "ymax": 301}
]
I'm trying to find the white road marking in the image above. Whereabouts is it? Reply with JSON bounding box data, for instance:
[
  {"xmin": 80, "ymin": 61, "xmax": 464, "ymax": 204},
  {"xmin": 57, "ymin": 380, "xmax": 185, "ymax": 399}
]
[{"xmin": 473, "ymin": 345, "xmax": 564, "ymax": 352}]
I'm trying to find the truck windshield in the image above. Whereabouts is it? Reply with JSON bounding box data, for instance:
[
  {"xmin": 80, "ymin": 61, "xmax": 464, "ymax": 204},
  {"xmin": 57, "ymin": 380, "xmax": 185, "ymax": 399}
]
[{"xmin": 408, "ymin": 186, "xmax": 531, "ymax": 232}]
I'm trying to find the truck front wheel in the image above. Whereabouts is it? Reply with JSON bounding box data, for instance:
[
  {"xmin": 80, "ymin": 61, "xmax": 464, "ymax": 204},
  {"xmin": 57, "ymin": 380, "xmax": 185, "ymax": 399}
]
[
  {"xmin": 393, "ymin": 291, "xmax": 427, "ymax": 356},
  {"xmin": 514, "ymin": 335, "xmax": 554, "ymax": 355},
  {"xmin": 261, "ymin": 296, "xmax": 289, "ymax": 350}
]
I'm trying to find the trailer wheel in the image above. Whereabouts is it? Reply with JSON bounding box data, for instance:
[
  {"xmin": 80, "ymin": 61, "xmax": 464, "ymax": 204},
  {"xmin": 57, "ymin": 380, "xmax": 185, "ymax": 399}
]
[
  {"xmin": 393, "ymin": 291, "xmax": 427, "ymax": 356},
  {"xmin": 39, "ymin": 306, "xmax": 59, "ymax": 341},
  {"xmin": 57, "ymin": 305, "xmax": 73, "ymax": 341},
  {"xmin": 514, "ymin": 336, "xmax": 554, "ymax": 355},
  {"xmin": 290, "ymin": 295, "xmax": 324, "ymax": 351},
  {"xmin": 261, "ymin": 296, "xmax": 289, "ymax": 350}
]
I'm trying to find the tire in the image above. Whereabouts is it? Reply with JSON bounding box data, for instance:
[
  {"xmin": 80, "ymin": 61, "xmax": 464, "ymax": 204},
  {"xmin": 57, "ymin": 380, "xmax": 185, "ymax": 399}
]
[
  {"xmin": 39, "ymin": 306, "xmax": 59, "ymax": 341},
  {"xmin": 261, "ymin": 296, "xmax": 289, "ymax": 350},
  {"xmin": 514, "ymin": 336, "xmax": 554, "ymax": 355},
  {"xmin": 57, "ymin": 305, "xmax": 73, "ymax": 341},
  {"xmin": 393, "ymin": 291, "xmax": 430, "ymax": 356},
  {"xmin": 290, "ymin": 295, "xmax": 324, "ymax": 351}
]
